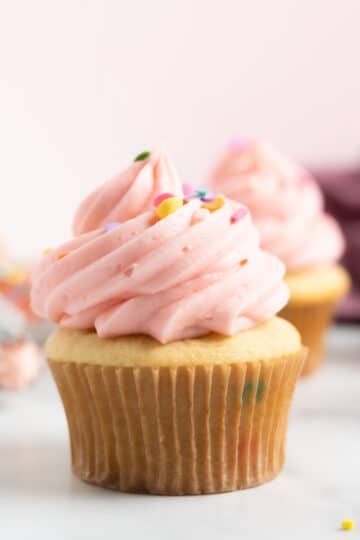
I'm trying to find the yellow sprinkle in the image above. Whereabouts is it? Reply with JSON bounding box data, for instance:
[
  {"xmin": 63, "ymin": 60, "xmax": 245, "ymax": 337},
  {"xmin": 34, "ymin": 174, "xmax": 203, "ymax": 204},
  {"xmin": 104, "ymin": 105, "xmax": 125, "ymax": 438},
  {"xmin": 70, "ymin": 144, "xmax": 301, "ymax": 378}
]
[
  {"xmin": 201, "ymin": 195, "xmax": 225, "ymax": 212},
  {"xmin": 342, "ymin": 520, "xmax": 354, "ymax": 531},
  {"xmin": 156, "ymin": 197, "xmax": 183, "ymax": 219},
  {"xmin": 42, "ymin": 248, "xmax": 52, "ymax": 255},
  {"xmin": 56, "ymin": 252, "xmax": 69, "ymax": 260}
]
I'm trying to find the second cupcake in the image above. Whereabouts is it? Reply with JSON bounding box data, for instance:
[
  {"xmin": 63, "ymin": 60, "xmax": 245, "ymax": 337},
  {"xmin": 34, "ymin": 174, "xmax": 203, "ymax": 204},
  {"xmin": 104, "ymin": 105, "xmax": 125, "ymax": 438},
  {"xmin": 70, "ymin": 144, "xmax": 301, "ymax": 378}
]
[{"xmin": 208, "ymin": 140, "xmax": 350, "ymax": 376}]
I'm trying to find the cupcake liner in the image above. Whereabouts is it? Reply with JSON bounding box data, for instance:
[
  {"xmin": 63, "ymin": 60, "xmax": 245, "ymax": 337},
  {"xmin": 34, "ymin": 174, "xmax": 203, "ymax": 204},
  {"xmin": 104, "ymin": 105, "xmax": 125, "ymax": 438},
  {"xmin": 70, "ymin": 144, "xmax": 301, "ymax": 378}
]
[
  {"xmin": 49, "ymin": 350, "xmax": 305, "ymax": 495},
  {"xmin": 280, "ymin": 302, "xmax": 335, "ymax": 376}
]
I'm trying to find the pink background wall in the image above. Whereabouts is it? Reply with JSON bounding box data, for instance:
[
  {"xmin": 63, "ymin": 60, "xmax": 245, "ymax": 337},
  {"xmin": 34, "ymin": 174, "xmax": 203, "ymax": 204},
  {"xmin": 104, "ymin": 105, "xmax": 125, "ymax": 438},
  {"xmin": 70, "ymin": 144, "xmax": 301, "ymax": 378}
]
[{"xmin": 0, "ymin": 0, "xmax": 359, "ymax": 257}]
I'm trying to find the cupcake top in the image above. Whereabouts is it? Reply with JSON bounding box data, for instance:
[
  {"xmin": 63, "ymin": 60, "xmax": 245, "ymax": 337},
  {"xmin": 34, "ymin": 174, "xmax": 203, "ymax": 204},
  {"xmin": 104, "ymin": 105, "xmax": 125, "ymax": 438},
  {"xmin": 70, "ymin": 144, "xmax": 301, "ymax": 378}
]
[
  {"xmin": 31, "ymin": 156, "xmax": 289, "ymax": 344},
  {"xmin": 208, "ymin": 139, "xmax": 345, "ymax": 271},
  {"xmin": 73, "ymin": 150, "xmax": 182, "ymax": 235}
]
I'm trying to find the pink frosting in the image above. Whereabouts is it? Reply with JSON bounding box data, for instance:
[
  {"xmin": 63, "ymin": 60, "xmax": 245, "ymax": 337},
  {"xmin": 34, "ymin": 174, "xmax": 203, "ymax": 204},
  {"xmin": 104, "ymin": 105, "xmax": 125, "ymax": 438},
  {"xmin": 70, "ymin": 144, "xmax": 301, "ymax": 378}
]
[
  {"xmin": 31, "ymin": 198, "xmax": 289, "ymax": 343},
  {"xmin": 208, "ymin": 141, "xmax": 345, "ymax": 270},
  {"xmin": 73, "ymin": 151, "xmax": 183, "ymax": 235},
  {"xmin": 0, "ymin": 341, "xmax": 43, "ymax": 390}
]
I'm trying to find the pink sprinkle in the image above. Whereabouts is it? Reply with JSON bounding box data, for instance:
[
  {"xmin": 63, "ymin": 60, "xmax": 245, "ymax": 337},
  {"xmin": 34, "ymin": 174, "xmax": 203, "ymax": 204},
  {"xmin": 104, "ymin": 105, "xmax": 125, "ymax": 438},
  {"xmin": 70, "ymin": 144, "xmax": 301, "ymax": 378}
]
[
  {"xmin": 182, "ymin": 183, "xmax": 195, "ymax": 197},
  {"xmin": 153, "ymin": 192, "xmax": 174, "ymax": 207},
  {"xmin": 228, "ymin": 137, "xmax": 250, "ymax": 152},
  {"xmin": 299, "ymin": 173, "xmax": 312, "ymax": 185},
  {"xmin": 230, "ymin": 207, "xmax": 248, "ymax": 223}
]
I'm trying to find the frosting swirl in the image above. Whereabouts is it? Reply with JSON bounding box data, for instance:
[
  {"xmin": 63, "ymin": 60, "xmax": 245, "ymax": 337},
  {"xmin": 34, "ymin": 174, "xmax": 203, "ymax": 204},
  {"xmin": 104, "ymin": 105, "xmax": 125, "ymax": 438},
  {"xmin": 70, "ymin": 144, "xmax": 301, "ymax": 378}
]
[
  {"xmin": 73, "ymin": 151, "xmax": 182, "ymax": 235},
  {"xmin": 208, "ymin": 140, "xmax": 345, "ymax": 270},
  {"xmin": 32, "ymin": 197, "xmax": 289, "ymax": 343}
]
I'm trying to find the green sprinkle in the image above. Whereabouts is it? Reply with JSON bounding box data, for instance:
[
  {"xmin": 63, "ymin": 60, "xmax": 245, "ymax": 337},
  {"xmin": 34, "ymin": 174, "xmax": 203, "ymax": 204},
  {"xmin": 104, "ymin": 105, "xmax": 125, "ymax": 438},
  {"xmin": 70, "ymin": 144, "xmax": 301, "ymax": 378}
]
[
  {"xmin": 196, "ymin": 188, "xmax": 208, "ymax": 197},
  {"xmin": 256, "ymin": 380, "xmax": 265, "ymax": 402},
  {"xmin": 242, "ymin": 382, "xmax": 253, "ymax": 404},
  {"xmin": 134, "ymin": 151, "xmax": 151, "ymax": 162}
]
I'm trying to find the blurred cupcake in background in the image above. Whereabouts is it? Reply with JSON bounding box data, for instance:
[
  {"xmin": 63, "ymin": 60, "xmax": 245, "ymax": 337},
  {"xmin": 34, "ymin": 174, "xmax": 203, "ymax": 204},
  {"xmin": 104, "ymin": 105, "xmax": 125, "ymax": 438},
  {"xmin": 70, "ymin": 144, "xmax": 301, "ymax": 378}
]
[
  {"xmin": 0, "ymin": 239, "xmax": 47, "ymax": 390},
  {"xmin": 208, "ymin": 139, "xmax": 350, "ymax": 376},
  {"xmin": 0, "ymin": 296, "xmax": 43, "ymax": 390},
  {"xmin": 0, "ymin": 261, "xmax": 52, "ymax": 343}
]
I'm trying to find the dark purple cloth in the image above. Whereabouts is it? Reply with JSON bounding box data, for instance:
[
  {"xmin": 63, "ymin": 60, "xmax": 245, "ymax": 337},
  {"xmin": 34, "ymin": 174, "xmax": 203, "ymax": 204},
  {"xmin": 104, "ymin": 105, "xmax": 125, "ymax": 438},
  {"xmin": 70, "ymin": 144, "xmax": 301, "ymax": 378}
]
[{"xmin": 311, "ymin": 165, "xmax": 360, "ymax": 321}]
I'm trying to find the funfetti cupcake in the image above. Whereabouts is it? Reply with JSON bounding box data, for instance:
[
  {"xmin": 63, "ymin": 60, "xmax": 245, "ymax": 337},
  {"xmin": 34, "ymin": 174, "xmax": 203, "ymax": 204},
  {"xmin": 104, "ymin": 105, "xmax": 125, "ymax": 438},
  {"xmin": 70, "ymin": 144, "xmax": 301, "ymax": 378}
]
[
  {"xmin": 208, "ymin": 140, "xmax": 350, "ymax": 376},
  {"xmin": 31, "ymin": 154, "xmax": 305, "ymax": 495}
]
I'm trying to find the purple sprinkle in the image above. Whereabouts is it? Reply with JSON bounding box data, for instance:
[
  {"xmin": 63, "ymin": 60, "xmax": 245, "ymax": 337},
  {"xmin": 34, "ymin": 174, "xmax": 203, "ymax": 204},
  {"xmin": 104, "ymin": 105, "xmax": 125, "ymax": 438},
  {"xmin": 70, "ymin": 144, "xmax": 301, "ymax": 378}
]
[
  {"xmin": 231, "ymin": 207, "xmax": 248, "ymax": 223},
  {"xmin": 299, "ymin": 173, "xmax": 312, "ymax": 185},
  {"xmin": 201, "ymin": 194, "xmax": 217, "ymax": 202},
  {"xmin": 228, "ymin": 137, "xmax": 250, "ymax": 152},
  {"xmin": 104, "ymin": 222, "xmax": 120, "ymax": 232}
]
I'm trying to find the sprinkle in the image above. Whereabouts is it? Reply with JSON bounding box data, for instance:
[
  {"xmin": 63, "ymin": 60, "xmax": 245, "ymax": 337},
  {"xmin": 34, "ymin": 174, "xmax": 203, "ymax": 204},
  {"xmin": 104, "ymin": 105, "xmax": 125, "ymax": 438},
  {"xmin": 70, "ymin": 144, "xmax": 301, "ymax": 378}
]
[
  {"xmin": 242, "ymin": 382, "xmax": 253, "ymax": 404},
  {"xmin": 228, "ymin": 137, "xmax": 250, "ymax": 151},
  {"xmin": 240, "ymin": 259, "xmax": 248, "ymax": 267},
  {"xmin": 230, "ymin": 207, "xmax": 248, "ymax": 223},
  {"xmin": 134, "ymin": 151, "xmax": 151, "ymax": 162},
  {"xmin": 342, "ymin": 520, "xmax": 354, "ymax": 531},
  {"xmin": 153, "ymin": 192, "xmax": 174, "ymax": 207},
  {"xmin": 182, "ymin": 183, "xmax": 196, "ymax": 198},
  {"xmin": 42, "ymin": 248, "xmax": 52, "ymax": 255},
  {"xmin": 104, "ymin": 222, "xmax": 120, "ymax": 232},
  {"xmin": 196, "ymin": 188, "xmax": 208, "ymax": 198},
  {"xmin": 201, "ymin": 194, "xmax": 216, "ymax": 202},
  {"xmin": 156, "ymin": 197, "xmax": 183, "ymax": 219},
  {"xmin": 56, "ymin": 252, "xmax": 69, "ymax": 260},
  {"xmin": 202, "ymin": 195, "xmax": 225, "ymax": 212},
  {"xmin": 256, "ymin": 380, "xmax": 265, "ymax": 402},
  {"xmin": 299, "ymin": 173, "xmax": 312, "ymax": 186}
]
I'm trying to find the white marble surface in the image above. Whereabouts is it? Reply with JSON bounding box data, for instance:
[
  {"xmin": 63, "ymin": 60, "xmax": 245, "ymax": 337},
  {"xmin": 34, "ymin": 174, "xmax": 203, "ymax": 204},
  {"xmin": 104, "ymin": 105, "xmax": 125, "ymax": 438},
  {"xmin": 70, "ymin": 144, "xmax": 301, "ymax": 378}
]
[{"xmin": 1, "ymin": 325, "xmax": 359, "ymax": 540}]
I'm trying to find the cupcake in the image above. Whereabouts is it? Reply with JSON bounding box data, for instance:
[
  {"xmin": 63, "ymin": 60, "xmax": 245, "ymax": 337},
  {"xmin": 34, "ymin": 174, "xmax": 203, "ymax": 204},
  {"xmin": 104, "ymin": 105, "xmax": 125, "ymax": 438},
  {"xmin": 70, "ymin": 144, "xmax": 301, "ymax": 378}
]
[
  {"xmin": 208, "ymin": 139, "xmax": 350, "ymax": 376},
  {"xmin": 31, "ymin": 151, "xmax": 305, "ymax": 495}
]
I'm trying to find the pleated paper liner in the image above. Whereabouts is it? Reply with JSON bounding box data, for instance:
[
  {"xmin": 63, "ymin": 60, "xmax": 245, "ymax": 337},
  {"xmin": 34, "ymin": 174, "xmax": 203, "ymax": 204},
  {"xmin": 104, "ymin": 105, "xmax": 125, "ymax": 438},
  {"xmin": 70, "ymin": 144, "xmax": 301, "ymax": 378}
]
[
  {"xmin": 49, "ymin": 349, "xmax": 305, "ymax": 495},
  {"xmin": 280, "ymin": 302, "xmax": 335, "ymax": 376}
]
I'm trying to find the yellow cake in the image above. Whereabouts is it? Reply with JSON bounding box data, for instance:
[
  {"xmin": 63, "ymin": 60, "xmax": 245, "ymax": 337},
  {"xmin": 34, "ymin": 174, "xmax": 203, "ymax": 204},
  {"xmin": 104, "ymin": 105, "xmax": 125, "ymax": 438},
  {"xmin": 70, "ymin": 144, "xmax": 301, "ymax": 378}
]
[
  {"xmin": 281, "ymin": 265, "xmax": 350, "ymax": 375},
  {"xmin": 48, "ymin": 318, "xmax": 305, "ymax": 495}
]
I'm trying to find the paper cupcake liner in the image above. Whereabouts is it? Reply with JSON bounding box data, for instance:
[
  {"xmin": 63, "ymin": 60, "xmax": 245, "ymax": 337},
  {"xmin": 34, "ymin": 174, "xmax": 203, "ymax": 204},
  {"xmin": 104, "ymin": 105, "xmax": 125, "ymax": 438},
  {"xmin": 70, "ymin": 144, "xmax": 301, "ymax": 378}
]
[
  {"xmin": 280, "ymin": 302, "xmax": 334, "ymax": 376},
  {"xmin": 49, "ymin": 350, "xmax": 305, "ymax": 495}
]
